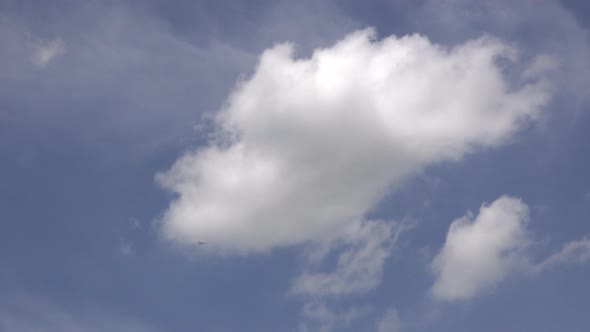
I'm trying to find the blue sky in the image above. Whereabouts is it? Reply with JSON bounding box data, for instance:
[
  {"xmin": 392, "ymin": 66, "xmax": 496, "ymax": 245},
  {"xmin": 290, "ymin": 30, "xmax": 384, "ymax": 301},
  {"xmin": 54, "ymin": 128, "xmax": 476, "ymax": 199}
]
[{"xmin": 1, "ymin": 1, "xmax": 590, "ymax": 331}]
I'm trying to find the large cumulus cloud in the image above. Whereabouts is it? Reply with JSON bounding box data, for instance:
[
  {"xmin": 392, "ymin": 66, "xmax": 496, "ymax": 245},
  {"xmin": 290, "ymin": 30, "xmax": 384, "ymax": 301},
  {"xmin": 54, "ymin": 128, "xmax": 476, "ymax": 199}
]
[{"xmin": 157, "ymin": 28, "xmax": 552, "ymax": 253}]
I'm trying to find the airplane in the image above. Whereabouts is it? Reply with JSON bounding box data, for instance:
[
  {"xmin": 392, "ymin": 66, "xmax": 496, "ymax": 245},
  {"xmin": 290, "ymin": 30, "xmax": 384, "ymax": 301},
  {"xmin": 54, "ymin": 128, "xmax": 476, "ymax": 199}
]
[{"xmin": 196, "ymin": 240, "xmax": 207, "ymax": 245}]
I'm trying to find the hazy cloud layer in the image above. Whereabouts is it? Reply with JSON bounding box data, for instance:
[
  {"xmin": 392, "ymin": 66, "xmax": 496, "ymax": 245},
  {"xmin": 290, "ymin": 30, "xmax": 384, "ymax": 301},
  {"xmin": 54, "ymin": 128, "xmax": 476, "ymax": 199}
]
[
  {"xmin": 377, "ymin": 306, "xmax": 402, "ymax": 332},
  {"xmin": 299, "ymin": 301, "xmax": 370, "ymax": 332},
  {"xmin": 0, "ymin": 295, "xmax": 162, "ymax": 332}
]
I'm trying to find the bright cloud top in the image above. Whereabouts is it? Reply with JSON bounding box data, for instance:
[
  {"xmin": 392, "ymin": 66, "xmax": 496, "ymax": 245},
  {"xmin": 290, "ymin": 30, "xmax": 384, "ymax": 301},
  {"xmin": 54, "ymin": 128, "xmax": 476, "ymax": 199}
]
[
  {"xmin": 431, "ymin": 196, "xmax": 530, "ymax": 301},
  {"xmin": 157, "ymin": 28, "xmax": 552, "ymax": 253}
]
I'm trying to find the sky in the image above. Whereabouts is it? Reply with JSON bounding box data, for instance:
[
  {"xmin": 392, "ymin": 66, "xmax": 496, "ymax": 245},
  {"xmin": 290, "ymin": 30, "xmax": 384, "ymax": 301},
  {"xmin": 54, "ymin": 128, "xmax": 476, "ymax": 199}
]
[{"xmin": 1, "ymin": 0, "xmax": 590, "ymax": 331}]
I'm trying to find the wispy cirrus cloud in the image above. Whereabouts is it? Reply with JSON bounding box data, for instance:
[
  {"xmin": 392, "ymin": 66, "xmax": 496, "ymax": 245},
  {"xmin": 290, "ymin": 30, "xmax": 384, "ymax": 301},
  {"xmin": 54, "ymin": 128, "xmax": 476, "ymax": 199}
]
[
  {"xmin": 377, "ymin": 306, "xmax": 402, "ymax": 332},
  {"xmin": 299, "ymin": 301, "xmax": 370, "ymax": 332},
  {"xmin": 535, "ymin": 236, "xmax": 590, "ymax": 271},
  {"xmin": 31, "ymin": 38, "xmax": 65, "ymax": 67},
  {"xmin": 292, "ymin": 220, "xmax": 399, "ymax": 297},
  {"xmin": 293, "ymin": 219, "xmax": 408, "ymax": 331}
]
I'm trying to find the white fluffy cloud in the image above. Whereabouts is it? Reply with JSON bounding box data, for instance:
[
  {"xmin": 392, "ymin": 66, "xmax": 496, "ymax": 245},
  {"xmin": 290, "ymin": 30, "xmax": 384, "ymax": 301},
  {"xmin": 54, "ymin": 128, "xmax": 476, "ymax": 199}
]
[
  {"xmin": 431, "ymin": 196, "xmax": 530, "ymax": 301},
  {"xmin": 157, "ymin": 28, "xmax": 552, "ymax": 253}
]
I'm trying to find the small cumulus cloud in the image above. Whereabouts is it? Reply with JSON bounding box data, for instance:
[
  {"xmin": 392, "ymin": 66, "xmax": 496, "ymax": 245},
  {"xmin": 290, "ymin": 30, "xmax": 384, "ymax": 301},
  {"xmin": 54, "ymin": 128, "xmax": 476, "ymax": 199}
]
[
  {"xmin": 431, "ymin": 195, "xmax": 590, "ymax": 302},
  {"xmin": 31, "ymin": 38, "xmax": 65, "ymax": 67},
  {"xmin": 431, "ymin": 196, "xmax": 530, "ymax": 301}
]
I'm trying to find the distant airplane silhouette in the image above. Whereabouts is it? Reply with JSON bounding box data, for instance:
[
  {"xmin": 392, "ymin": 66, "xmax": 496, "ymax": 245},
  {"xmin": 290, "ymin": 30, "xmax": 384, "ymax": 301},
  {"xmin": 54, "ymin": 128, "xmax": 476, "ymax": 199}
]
[{"xmin": 196, "ymin": 240, "xmax": 207, "ymax": 245}]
